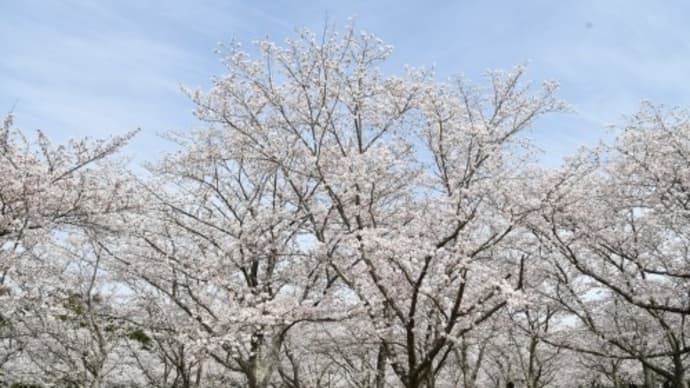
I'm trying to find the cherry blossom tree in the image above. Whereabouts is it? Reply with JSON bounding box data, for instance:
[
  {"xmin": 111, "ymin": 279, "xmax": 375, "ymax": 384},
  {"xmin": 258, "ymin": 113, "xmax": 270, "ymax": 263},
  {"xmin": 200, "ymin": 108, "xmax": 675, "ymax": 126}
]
[
  {"xmin": 0, "ymin": 114, "xmax": 137, "ymax": 385},
  {"xmin": 121, "ymin": 24, "xmax": 565, "ymax": 388},
  {"xmin": 532, "ymin": 103, "xmax": 690, "ymax": 387},
  {"xmin": 3, "ymin": 235, "xmax": 142, "ymax": 387}
]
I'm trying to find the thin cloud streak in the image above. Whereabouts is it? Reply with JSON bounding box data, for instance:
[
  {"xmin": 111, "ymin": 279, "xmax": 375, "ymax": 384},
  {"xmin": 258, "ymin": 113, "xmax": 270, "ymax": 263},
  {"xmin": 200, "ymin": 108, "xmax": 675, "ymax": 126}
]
[{"xmin": 2, "ymin": 0, "xmax": 689, "ymax": 165}]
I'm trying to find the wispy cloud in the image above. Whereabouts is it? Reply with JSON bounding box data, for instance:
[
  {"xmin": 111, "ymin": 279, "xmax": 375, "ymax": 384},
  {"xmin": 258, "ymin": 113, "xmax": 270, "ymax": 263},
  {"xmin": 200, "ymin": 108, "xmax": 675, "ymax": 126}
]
[{"xmin": 2, "ymin": 0, "xmax": 690, "ymax": 165}]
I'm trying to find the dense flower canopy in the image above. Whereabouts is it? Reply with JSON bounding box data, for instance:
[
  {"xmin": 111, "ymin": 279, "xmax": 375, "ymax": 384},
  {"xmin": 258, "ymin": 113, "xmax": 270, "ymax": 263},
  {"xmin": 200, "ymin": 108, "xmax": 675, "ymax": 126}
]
[{"xmin": 1, "ymin": 26, "xmax": 689, "ymax": 388}]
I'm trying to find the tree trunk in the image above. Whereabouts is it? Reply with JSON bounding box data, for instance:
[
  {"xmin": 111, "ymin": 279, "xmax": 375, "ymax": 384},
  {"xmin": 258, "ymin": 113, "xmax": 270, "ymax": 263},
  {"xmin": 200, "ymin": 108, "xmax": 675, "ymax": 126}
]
[
  {"xmin": 246, "ymin": 331, "xmax": 281, "ymax": 388},
  {"xmin": 672, "ymin": 353, "xmax": 687, "ymax": 388},
  {"xmin": 642, "ymin": 362, "xmax": 655, "ymax": 388},
  {"xmin": 375, "ymin": 343, "xmax": 387, "ymax": 388}
]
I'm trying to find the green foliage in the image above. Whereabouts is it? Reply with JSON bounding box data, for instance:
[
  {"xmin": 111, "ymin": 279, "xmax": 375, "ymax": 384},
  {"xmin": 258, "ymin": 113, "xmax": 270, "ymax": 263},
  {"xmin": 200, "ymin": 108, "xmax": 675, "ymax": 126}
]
[
  {"xmin": 127, "ymin": 328, "xmax": 152, "ymax": 350},
  {"xmin": 63, "ymin": 294, "xmax": 85, "ymax": 316}
]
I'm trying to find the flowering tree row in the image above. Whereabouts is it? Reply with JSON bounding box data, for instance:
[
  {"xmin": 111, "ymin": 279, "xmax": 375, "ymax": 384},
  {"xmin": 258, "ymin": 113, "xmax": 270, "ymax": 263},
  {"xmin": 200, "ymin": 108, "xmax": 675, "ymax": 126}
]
[{"xmin": 1, "ymin": 26, "xmax": 688, "ymax": 388}]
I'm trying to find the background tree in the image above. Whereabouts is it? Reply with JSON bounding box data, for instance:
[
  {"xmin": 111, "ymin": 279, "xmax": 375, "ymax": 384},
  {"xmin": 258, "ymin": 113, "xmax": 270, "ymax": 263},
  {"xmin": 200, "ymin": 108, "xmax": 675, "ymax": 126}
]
[
  {"xmin": 0, "ymin": 114, "xmax": 137, "ymax": 385},
  {"xmin": 532, "ymin": 103, "xmax": 690, "ymax": 387}
]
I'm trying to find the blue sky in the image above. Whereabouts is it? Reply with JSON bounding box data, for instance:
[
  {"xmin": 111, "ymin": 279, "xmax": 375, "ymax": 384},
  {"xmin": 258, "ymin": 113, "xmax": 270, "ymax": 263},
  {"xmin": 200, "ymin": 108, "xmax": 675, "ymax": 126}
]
[{"xmin": 2, "ymin": 0, "xmax": 690, "ymax": 166}]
